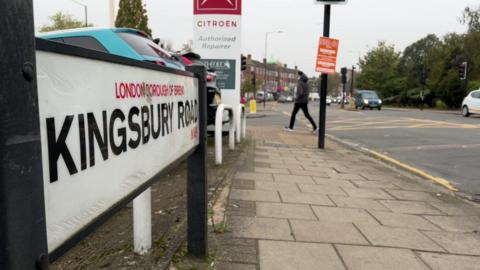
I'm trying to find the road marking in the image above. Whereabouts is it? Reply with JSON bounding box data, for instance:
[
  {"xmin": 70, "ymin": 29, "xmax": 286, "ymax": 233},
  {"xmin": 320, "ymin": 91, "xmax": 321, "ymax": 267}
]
[
  {"xmin": 366, "ymin": 149, "xmax": 459, "ymax": 192},
  {"xmin": 384, "ymin": 144, "xmax": 480, "ymax": 151}
]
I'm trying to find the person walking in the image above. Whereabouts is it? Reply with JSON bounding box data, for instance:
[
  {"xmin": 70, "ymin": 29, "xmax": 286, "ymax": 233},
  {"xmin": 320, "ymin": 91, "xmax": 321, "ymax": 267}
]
[{"xmin": 285, "ymin": 71, "xmax": 318, "ymax": 134}]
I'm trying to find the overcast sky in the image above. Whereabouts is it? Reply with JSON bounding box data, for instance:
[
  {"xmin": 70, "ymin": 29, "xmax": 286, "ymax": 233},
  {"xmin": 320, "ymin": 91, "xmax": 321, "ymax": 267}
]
[{"xmin": 34, "ymin": 0, "xmax": 478, "ymax": 75}]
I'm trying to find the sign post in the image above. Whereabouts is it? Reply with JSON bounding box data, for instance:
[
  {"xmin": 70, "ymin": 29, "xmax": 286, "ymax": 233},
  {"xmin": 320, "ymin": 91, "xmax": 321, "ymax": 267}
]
[
  {"xmin": 0, "ymin": 1, "xmax": 49, "ymax": 269},
  {"xmin": 193, "ymin": 0, "xmax": 242, "ymax": 115},
  {"xmin": 314, "ymin": 0, "xmax": 345, "ymax": 149}
]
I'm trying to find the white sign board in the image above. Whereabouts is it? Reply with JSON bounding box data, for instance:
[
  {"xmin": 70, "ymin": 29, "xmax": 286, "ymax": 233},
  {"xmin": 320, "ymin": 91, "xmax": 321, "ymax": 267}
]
[
  {"xmin": 193, "ymin": 0, "xmax": 242, "ymax": 110},
  {"xmin": 36, "ymin": 50, "xmax": 199, "ymax": 252}
]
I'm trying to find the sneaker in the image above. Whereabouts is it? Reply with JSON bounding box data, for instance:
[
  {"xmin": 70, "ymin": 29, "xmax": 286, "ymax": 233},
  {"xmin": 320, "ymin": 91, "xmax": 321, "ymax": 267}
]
[
  {"xmin": 312, "ymin": 128, "xmax": 319, "ymax": 134},
  {"xmin": 284, "ymin": 126, "xmax": 294, "ymax": 132}
]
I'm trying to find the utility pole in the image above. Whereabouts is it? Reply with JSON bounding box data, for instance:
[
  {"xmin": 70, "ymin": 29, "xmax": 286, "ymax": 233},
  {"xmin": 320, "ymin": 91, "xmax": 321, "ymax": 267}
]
[
  {"xmin": 317, "ymin": 4, "xmax": 331, "ymax": 149},
  {"xmin": 71, "ymin": 0, "xmax": 88, "ymax": 27}
]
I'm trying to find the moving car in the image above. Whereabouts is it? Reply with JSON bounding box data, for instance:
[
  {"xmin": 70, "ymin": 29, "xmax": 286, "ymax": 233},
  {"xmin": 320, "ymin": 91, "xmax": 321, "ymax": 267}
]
[
  {"xmin": 462, "ymin": 89, "xmax": 480, "ymax": 117},
  {"xmin": 354, "ymin": 90, "xmax": 382, "ymax": 110},
  {"xmin": 38, "ymin": 27, "xmax": 185, "ymax": 70},
  {"xmin": 326, "ymin": 96, "xmax": 332, "ymax": 106}
]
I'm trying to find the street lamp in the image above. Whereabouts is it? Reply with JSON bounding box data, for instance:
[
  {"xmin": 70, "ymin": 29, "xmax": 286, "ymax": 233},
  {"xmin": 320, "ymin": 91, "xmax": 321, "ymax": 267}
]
[
  {"xmin": 348, "ymin": 50, "xmax": 361, "ymax": 96},
  {"xmin": 264, "ymin": 30, "xmax": 283, "ymax": 108},
  {"xmin": 71, "ymin": 0, "xmax": 88, "ymax": 27}
]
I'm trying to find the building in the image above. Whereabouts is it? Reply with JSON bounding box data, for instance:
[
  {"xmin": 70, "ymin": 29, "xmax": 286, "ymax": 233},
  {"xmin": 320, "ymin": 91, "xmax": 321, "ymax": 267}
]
[{"xmin": 241, "ymin": 54, "xmax": 298, "ymax": 95}]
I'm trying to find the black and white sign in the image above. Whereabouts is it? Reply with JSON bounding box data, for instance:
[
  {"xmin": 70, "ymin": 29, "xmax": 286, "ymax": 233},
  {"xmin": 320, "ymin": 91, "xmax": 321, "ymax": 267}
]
[{"xmin": 36, "ymin": 50, "xmax": 199, "ymax": 251}]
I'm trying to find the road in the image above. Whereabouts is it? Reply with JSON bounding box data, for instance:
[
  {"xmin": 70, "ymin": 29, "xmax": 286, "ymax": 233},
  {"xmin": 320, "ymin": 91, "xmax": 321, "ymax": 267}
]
[{"xmin": 266, "ymin": 102, "xmax": 480, "ymax": 197}]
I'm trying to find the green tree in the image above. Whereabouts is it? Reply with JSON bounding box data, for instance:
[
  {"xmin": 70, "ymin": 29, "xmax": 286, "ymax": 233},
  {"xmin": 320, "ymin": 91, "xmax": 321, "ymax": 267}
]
[
  {"xmin": 40, "ymin": 12, "xmax": 92, "ymax": 32},
  {"xmin": 356, "ymin": 41, "xmax": 404, "ymax": 98},
  {"xmin": 115, "ymin": 0, "xmax": 152, "ymax": 36}
]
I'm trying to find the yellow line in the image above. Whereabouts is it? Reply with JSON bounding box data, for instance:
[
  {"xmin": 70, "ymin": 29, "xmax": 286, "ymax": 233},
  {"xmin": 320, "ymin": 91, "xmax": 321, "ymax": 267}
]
[{"xmin": 366, "ymin": 149, "xmax": 459, "ymax": 192}]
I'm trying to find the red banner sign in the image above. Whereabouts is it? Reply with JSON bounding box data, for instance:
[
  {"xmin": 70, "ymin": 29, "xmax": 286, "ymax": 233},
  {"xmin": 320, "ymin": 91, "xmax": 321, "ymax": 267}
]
[
  {"xmin": 316, "ymin": 37, "xmax": 339, "ymax": 74},
  {"xmin": 194, "ymin": 0, "xmax": 242, "ymax": 15}
]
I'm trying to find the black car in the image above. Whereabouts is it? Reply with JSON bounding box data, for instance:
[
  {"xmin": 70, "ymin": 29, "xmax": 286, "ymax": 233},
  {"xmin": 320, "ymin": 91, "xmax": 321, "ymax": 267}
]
[
  {"xmin": 174, "ymin": 52, "xmax": 222, "ymax": 125},
  {"xmin": 354, "ymin": 90, "xmax": 382, "ymax": 110}
]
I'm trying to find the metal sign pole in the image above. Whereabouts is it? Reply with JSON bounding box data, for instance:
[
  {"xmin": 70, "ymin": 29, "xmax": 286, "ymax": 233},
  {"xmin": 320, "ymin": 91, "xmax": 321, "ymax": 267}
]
[
  {"xmin": 186, "ymin": 65, "xmax": 208, "ymax": 257},
  {"xmin": 0, "ymin": 0, "xmax": 49, "ymax": 269},
  {"xmin": 318, "ymin": 4, "xmax": 331, "ymax": 149}
]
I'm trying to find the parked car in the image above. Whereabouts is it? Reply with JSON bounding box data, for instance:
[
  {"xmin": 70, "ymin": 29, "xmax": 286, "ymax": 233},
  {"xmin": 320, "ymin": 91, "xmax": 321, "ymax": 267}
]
[
  {"xmin": 38, "ymin": 27, "xmax": 185, "ymax": 70},
  {"xmin": 277, "ymin": 94, "xmax": 294, "ymax": 103},
  {"xmin": 462, "ymin": 89, "xmax": 480, "ymax": 117},
  {"xmin": 177, "ymin": 52, "xmax": 222, "ymax": 125},
  {"xmin": 309, "ymin": 92, "xmax": 320, "ymax": 101},
  {"xmin": 354, "ymin": 90, "xmax": 382, "ymax": 110}
]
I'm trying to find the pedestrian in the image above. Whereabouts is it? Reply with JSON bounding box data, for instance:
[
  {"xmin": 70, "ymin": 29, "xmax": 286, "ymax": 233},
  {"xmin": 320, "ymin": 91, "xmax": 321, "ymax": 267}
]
[{"xmin": 285, "ymin": 71, "xmax": 318, "ymax": 134}]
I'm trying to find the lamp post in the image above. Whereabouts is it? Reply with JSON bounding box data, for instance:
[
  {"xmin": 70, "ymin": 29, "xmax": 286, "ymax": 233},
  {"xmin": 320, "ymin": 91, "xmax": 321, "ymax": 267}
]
[
  {"xmin": 109, "ymin": 0, "xmax": 115, "ymax": 27},
  {"xmin": 264, "ymin": 30, "xmax": 283, "ymax": 109},
  {"xmin": 71, "ymin": 0, "xmax": 88, "ymax": 27}
]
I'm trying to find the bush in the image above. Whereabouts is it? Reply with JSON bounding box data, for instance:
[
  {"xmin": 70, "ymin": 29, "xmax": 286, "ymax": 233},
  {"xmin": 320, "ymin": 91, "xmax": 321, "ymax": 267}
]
[{"xmin": 434, "ymin": 99, "xmax": 448, "ymax": 110}]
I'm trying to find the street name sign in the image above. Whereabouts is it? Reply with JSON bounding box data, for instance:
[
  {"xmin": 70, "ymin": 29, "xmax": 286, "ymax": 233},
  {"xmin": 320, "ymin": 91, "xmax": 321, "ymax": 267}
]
[
  {"xmin": 36, "ymin": 43, "xmax": 199, "ymax": 253},
  {"xmin": 316, "ymin": 37, "xmax": 340, "ymax": 74}
]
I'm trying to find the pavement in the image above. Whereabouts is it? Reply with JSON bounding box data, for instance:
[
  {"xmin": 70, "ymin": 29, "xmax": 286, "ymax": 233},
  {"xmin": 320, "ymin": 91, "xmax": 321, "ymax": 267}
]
[
  {"xmin": 212, "ymin": 108, "xmax": 480, "ymax": 270},
  {"xmin": 275, "ymin": 102, "xmax": 480, "ymax": 198}
]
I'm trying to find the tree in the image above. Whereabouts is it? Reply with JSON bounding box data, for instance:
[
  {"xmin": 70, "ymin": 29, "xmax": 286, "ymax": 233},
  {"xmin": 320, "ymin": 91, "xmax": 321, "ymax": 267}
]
[
  {"xmin": 356, "ymin": 41, "xmax": 403, "ymax": 98},
  {"xmin": 40, "ymin": 12, "xmax": 92, "ymax": 32},
  {"xmin": 115, "ymin": 0, "xmax": 152, "ymax": 36}
]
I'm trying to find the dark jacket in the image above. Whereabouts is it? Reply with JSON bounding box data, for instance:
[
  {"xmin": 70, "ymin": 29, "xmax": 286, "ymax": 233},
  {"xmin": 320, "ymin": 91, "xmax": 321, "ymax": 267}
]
[{"xmin": 295, "ymin": 74, "xmax": 309, "ymax": 104}]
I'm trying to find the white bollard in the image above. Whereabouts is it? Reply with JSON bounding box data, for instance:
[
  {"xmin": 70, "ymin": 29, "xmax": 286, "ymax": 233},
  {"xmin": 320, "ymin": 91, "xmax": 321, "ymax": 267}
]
[
  {"xmin": 215, "ymin": 104, "xmax": 236, "ymax": 165},
  {"xmin": 241, "ymin": 106, "xmax": 247, "ymax": 139},
  {"xmin": 228, "ymin": 108, "xmax": 235, "ymax": 151},
  {"xmin": 215, "ymin": 104, "xmax": 225, "ymax": 165},
  {"xmin": 236, "ymin": 105, "xmax": 242, "ymax": 143},
  {"xmin": 133, "ymin": 188, "xmax": 152, "ymax": 255}
]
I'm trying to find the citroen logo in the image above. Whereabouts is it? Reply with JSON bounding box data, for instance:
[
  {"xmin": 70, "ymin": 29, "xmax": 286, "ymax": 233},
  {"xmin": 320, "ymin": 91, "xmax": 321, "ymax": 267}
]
[{"xmin": 200, "ymin": 0, "xmax": 234, "ymax": 6}]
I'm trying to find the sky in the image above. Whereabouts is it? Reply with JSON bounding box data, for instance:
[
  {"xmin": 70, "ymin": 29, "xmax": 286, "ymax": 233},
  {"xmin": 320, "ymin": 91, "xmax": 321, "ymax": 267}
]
[{"xmin": 34, "ymin": 0, "xmax": 478, "ymax": 76}]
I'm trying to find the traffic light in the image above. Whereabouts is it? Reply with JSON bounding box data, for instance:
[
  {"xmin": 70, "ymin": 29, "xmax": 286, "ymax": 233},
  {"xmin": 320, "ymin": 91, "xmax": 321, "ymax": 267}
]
[
  {"xmin": 251, "ymin": 71, "xmax": 256, "ymax": 85},
  {"xmin": 459, "ymin": 62, "xmax": 468, "ymax": 80},
  {"xmin": 341, "ymin": 67, "xmax": 348, "ymax": 84},
  {"xmin": 420, "ymin": 68, "xmax": 428, "ymax": 86},
  {"xmin": 241, "ymin": 55, "xmax": 247, "ymax": 71}
]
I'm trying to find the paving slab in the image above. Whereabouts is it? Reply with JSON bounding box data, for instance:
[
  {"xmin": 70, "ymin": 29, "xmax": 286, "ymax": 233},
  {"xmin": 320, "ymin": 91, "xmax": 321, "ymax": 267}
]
[
  {"xmin": 215, "ymin": 262, "xmax": 257, "ymax": 270},
  {"xmin": 279, "ymin": 191, "xmax": 334, "ymax": 206},
  {"xmin": 388, "ymin": 190, "xmax": 441, "ymax": 202},
  {"xmin": 230, "ymin": 189, "xmax": 280, "ymax": 202},
  {"xmin": 423, "ymin": 215, "xmax": 480, "ymax": 233},
  {"xmin": 235, "ymin": 172, "xmax": 273, "ymax": 182},
  {"xmin": 378, "ymin": 200, "xmax": 444, "ymax": 215},
  {"xmin": 352, "ymin": 180, "xmax": 399, "ymax": 189},
  {"xmin": 289, "ymin": 169, "xmax": 330, "ymax": 177},
  {"xmin": 274, "ymin": 174, "xmax": 315, "ymax": 184},
  {"xmin": 256, "ymin": 202, "xmax": 317, "ymax": 220},
  {"xmin": 390, "ymin": 181, "xmax": 433, "ymax": 192},
  {"xmin": 423, "ymin": 231, "xmax": 480, "ymax": 255},
  {"xmin": 429, "ymin": 202, "xmax": 480, "ymax": 216},
  {"xmin": 356, "ymin": 224, "xmax": 444, "ymax": 252},
  {"xmin": 270, "ymin": 163, "xmax": 304, "ymax": 170},
  {"xmin": 369, "ymin": 211, "xmax": 440, "ymax": 231},
  {"xmin": 298, "ymin": 183, "xmax": 348, "ymax": 196},
  {"xmin": 329, "ymin": 196, "xmax": 390, "ymax": 211},
  {"xmin": 255, "ymin": 167, "xmax": 290, "ymax": 174},
  {"xmin": 327, "ymin": 172, "xmax": 366, "ymax": 180},
  {"xmin": 337, "ymin": 245, "xmax": 429, "ymax": 270},
  {"xmin": 342, "ymin": 187, "xmax": 394, "ymax": 200},
  {"xmin": 302, "ymin": 166, "xmax": 332, "ymax": 173},
  {"xmin": 255, "ymin": 182, "xmax": 300, "ymax": 192},
  {"xmin": 313, "ymin": 177, "xmax": 356, "ymax": 188},
  {"xmin": 290, "ymin": 220, "xmax": 369, "ymax": 245},
  {"xmin": 228, "ymin": 216, "xmax": 294, "ymax": 241},
  {"xmin": 417, "ymin": 252, "xmax": 480, "ymax": 270},
  {"xmin": 259, "ymin": 240, "xmax": 345, "ymax": 270},
  {"xmin": 255, "ymin": 158, "xmax": 284, "ymax": 164},
  {"xmin": 312, "ymin": 206, "xmax": 380, "ymax": 226}
]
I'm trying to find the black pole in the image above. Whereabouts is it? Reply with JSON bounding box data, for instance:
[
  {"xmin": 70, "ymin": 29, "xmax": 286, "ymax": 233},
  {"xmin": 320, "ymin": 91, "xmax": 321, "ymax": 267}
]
[
  {"xmin": 186, "ymin": 65, "xmax": 208, "ymax": 257},
  {"xmin": 351, "ymin": 66, "xmax": 355, "ymax": 96},
  {"xmin": 0, "ymin": 1, "xmax": 49, "ymax": 269},
  {"xmin": 85, "ymin": 5, "xmax": 88, "ymax": 27},
  {"xmin": 318, "ymin": 4, "xmax": 331, "ymax": 149}
]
